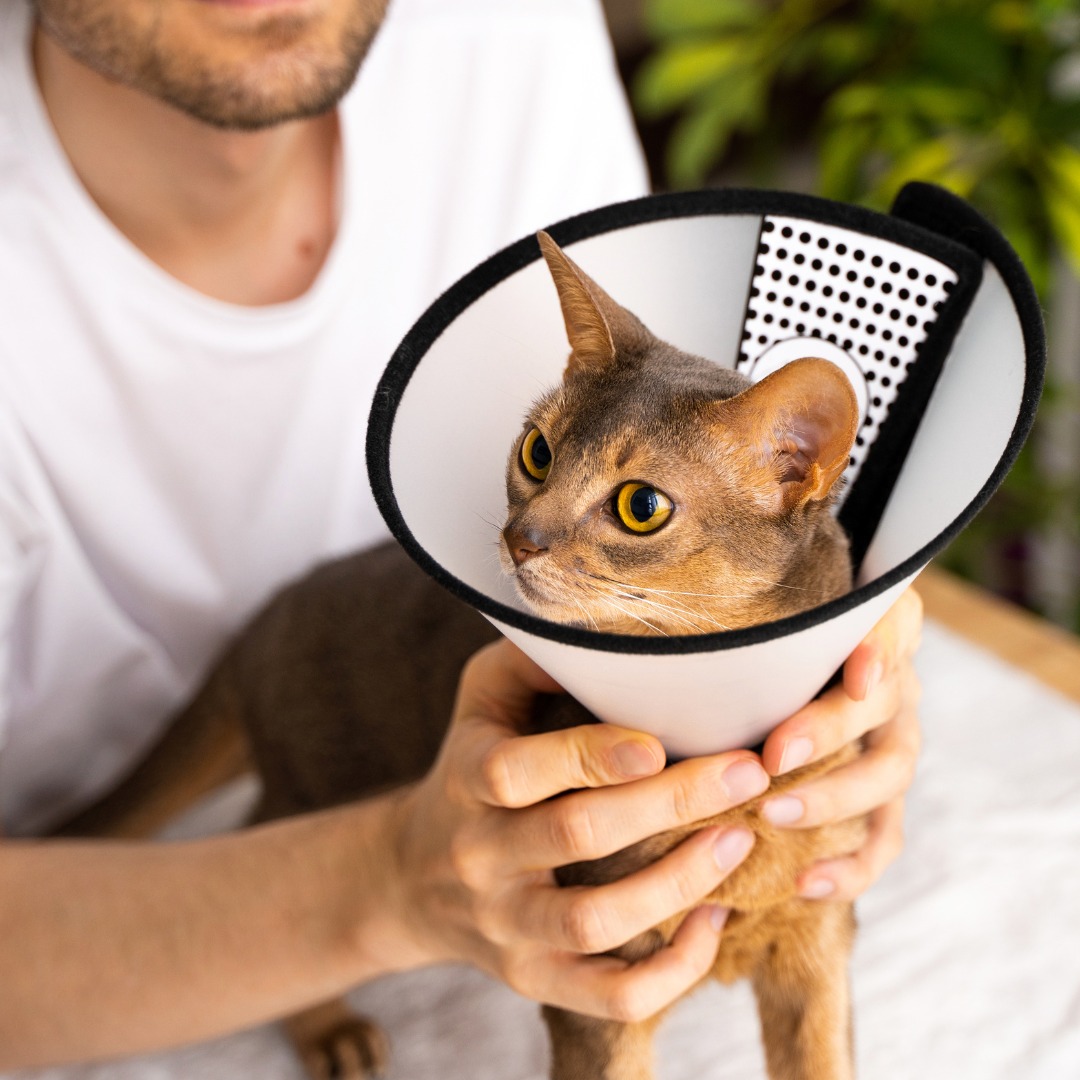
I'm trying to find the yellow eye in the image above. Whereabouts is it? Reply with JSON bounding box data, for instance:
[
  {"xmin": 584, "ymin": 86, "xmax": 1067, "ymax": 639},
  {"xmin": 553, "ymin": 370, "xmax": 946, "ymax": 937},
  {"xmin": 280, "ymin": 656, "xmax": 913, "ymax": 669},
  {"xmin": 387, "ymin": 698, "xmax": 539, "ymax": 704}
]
[
  {"xmin": 521, "ymin": 427, "xmax": 552, "ymax": 481},
  {"xmin": 615, "ymin": 483, "xmax": 672, "ymax": 533}
]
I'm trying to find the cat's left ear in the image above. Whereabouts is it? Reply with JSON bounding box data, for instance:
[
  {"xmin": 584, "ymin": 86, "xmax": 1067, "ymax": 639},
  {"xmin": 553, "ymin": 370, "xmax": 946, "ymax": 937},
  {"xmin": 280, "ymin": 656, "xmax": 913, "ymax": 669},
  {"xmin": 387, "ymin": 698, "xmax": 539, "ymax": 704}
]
[
  {"xmin": 719, "ymin": 358, "xmax": 860, "ymax": 513},
  {"xmin": 536, "ymin": 231, "xmax": 653, "ymax": 378}
]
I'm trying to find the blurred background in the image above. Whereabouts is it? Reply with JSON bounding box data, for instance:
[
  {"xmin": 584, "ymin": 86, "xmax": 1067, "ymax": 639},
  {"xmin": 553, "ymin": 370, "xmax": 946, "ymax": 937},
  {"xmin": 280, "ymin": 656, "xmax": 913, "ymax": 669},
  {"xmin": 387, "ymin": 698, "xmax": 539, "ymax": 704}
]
[{"xmin": 600, "ymin": 0, "xmax": 1080, "ymax": 632}]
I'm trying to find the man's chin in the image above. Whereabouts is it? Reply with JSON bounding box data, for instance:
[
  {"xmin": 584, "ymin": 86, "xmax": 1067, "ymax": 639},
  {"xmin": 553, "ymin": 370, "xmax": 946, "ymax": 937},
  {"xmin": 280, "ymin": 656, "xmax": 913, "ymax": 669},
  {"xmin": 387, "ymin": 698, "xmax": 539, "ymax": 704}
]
[
  {"xmin": 154, "ymin": 68, "xmax": 353, "ymax": 131},
  {"xmin": 35, "ymin": 0, "xmax": 388, "ymax": 131}
]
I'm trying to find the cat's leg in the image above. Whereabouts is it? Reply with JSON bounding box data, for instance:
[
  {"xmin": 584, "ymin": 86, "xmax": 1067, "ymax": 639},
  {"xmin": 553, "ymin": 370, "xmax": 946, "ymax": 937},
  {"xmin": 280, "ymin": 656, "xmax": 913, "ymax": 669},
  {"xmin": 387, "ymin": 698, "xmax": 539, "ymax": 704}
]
[
  {"xmin": 284, "ymin": 997, "xmax": 390, "ymax": 1080},
  {"xmin": 751, "ymin": 900, "xmax": 856, "ymax": 1080},
  {"xmin": 542, "ymin": 1005, "xmax": 661, "ymax": 1080}
]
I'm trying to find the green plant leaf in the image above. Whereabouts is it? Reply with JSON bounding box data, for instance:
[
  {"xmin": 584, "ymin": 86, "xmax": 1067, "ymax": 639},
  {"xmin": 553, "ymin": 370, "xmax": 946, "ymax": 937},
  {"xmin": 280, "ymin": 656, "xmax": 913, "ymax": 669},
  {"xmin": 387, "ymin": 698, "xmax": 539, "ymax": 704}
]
[
  {"xmin": 644, "ymin": 0, "xmax": 766, "ymax": 38},
  {"xmin": 879, "ymin": 136, "xmax": 978, "ymax": 198},
  {"xmin": 666, "ymin": 96, "xmax": 738, "ymax": 187},
  {"xmin": 902, "ymin": 82, "xmax": 987, "ymax": 125},
  {"xmin": 825, "ymin": 82, "xmax": 886, "ymax": 122},
  {"xmin": 817, "ymin": 122, "xmax": 875, "ymax": 201},
  {"xmin": 799, "ymin": 23, "xmax": 882, "ymax": 79},
  {"xmin": 916, "ymin": 10, "xmax": 1014, "ymax": 90},
  {"xmin": 664, "ymin": 68, "xmax": 765, "ymax": 185},
  {"xmin": 633, "ymin": 38, "xmax": 748, "ymax": 118},
  {"xmin": 1046, "ymin": 142, "xmax": 1080, "ymax": 198}
]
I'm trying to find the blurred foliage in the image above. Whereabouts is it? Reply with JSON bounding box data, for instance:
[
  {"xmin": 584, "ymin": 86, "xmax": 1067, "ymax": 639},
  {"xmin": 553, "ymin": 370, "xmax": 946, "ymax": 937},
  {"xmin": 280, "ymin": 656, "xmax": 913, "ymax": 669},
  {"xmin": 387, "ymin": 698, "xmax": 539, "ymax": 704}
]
[{"xmin": 634, "ymin": 0, "xmax": 1080, "ymax": 624}]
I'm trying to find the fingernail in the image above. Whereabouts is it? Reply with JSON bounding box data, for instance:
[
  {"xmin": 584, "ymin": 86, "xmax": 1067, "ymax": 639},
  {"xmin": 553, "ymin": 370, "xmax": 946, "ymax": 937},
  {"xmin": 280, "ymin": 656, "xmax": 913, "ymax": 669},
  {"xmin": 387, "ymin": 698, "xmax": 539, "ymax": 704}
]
[
  {"xmin": 762, "ymin": 795, "xmax": 804, "ymax": 826},
  {"xmin": 709, "ymin": 905, "xmax": 731, "ymax": 932},
  {"xmin": 865, "ymin": 661, "xmax": 884, "ymax": 698},
  {"xmin": 799, "ymin": 878, "xmax": 836, "ymax": 900},
  {"xmin": 613, "ymin": 740, "xmax": 661, "ymax": 778},
  {"xmin": 777, "ymin": 736, "xmax": 814, "ymax": 775},
  {"xmin": 712, "ymin": 828, "xmax": 755, "ymax": 870},
  {"xmin": 720, "ymin": 760, "xmax": 770, "ymax": 803}
]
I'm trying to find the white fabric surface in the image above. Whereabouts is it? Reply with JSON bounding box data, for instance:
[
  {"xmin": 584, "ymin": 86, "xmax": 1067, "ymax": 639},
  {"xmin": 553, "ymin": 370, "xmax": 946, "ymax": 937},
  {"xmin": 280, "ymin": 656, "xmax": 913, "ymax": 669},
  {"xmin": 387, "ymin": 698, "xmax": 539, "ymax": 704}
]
[
  {"xmin": 0, "ymin": 0, "xmax": 648, "ymax": 835},
  {"xmin": 7, "ymin": 618, "xmax": 1078, "ymax": 1079}
]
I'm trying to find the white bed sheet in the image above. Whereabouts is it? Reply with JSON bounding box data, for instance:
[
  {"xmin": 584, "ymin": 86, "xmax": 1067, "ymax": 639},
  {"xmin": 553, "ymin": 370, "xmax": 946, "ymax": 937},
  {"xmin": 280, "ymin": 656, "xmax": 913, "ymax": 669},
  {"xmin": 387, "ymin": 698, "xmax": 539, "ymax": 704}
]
[{"xmin": 7, "ymin": 619, "xmax": 1080, "ymax": 1079}]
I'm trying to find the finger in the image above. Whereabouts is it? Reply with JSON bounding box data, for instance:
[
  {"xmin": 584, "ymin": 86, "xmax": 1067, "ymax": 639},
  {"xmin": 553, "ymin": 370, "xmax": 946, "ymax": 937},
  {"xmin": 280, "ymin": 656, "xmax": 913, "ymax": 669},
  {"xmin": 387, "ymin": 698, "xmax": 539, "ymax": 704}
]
[
  {"xmin": 503, "ymin": 752, "xmax": 769, "ymax": 870},
  {"xmin": 507, "ymin": 826, "xmax": 754, "ymax": 954},
  {"xmin": 842, "ymin": 585, "xmax": 924, "ymax": 702},
  {"xmin": 796, "ymin": 796, "xmax": 906, "ymax": 901},
  {"xmin": 525, "ymin": 904, "xmax": 727, "ymax": 1022},
  {"xmin": 454, "ymin": 639, "xmax": 563, "ymax": 734},
  {"xmin": 468, "ymin": 722, "xmax": 666, "ymax": 809},
  {"xmin": 761, "ymin": 666, "xmax": 904, "ymax": 778},
  {"xmin": 762, "ymin": 608, "xmax": 922, "ymax": 777},
  {"xmin": 760, "ymin": 699, "xmax": 919, "ymax": 830}
]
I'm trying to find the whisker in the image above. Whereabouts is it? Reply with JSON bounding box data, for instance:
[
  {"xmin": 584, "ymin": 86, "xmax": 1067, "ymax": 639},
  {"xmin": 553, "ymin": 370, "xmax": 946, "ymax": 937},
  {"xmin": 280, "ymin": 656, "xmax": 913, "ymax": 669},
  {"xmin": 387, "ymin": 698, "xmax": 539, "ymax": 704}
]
[
  {"xmin": 578, "ymin": 573, "xmax": 736, "ymax": 634},
  {"xmin": 618, "ymin": 592, "xmax": 732, "ymax": 633},
  {"xmin": 582, "ymin": 569, "xmax": 807, "ymax": 598},
  {"xmin": 474, "ymin": 510, "xmax": 505, "ymax": 533},
  {"xmin": 581, "ymin": 573, "xmax": 757, "ymax": 602},
  {"xmin": 613, "ymin": 591, "xmax": 710, "ymax": 632},
  {"xmin": 584, "ymin": 574, "xmax": 721, "ymax": 634},
  {"xmin": 596, "ymin": 593, "xmax": 668, "ymax": 636}
]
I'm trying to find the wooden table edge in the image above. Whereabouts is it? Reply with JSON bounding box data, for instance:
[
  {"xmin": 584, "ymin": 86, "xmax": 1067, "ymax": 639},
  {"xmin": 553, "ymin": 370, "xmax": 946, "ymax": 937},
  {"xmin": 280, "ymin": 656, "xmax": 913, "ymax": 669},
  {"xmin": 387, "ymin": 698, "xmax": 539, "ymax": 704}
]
[{"xmin": 916, "ymin": 563, "xmax": 1080, "ymax": 705}]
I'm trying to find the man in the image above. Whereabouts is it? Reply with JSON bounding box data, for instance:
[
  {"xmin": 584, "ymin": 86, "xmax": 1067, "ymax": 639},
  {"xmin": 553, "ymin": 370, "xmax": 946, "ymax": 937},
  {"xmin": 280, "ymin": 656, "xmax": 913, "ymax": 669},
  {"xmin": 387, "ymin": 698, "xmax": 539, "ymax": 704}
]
[{"xmin": 0, "ymin": 0, "xmax": 922, "ymax": 1069}]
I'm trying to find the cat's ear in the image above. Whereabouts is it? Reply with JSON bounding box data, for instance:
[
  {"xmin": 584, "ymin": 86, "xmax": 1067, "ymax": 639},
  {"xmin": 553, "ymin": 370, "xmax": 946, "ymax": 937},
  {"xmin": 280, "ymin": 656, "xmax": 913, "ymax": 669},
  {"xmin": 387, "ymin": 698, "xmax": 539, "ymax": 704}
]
[
  {"xmin": 720, "ymin": 358, "xmax": 860, "ymax": 513},
  {"xmin": 536, "ymin": 231, "xmax": 651, "ymax": 378}
]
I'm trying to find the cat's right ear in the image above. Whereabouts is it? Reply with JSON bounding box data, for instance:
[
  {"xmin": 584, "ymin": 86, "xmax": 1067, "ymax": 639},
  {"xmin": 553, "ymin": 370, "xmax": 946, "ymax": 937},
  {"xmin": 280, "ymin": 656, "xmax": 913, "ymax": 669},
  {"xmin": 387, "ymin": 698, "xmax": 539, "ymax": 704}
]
[{"xmin": 536, "ymin": 231, "xmax": 650, "ymax": 378}]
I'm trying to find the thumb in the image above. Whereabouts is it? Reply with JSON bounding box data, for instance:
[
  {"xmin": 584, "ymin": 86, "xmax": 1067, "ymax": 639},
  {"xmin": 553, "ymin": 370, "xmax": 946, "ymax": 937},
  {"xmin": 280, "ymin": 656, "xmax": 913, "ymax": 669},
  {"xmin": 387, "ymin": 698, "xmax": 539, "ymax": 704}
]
[{"xmin": 454, "ymin": 638, "xmax": 563, "ymax": 735}]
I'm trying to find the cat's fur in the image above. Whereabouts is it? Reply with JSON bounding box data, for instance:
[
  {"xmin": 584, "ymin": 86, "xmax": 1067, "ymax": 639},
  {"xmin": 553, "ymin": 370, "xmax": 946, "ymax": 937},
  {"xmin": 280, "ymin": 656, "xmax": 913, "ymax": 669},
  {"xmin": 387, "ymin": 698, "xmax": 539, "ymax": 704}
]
[{"xmin": 57, "ymin": 235, "xmax": 862, "ymax": 1080}]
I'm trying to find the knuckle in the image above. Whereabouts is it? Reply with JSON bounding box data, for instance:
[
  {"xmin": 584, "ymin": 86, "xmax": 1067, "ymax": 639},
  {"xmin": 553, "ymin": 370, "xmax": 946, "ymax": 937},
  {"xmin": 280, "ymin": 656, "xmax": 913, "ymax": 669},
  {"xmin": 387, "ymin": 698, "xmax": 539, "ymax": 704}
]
[
  {"xmin": 567, "ymin": 735, "xmax": 602, "ymax": 787},
  {"xmin": 460, "ymin": 648, "xmax": 487, "ymax": 685},
  {"xmin": 668, "ymin": 858, "xmax": 709, "ymax": 909},
  {"xmin": 472, "ymin": 895, "xmax": 503, "ymax": 944},
  {"xmin": 447, "ymin": 831, "xmax": 488, "ymax": 890},
  {"xmin": 562, "ymin": 893, "xmax": 611, "ymax": 953},
  {"xmin": 479, "ymin": 741, "xmax": 517, "ymax": 807},
  {"xmin": 605, "ymin": 981, "xmax": 653, "ymax": 1024},
  {"xmin": 551, "ymin": 799, "xmax": 599, "ymax": 860},
  {"xmin": 669, "ymin": 773, "xmax": 703, "ymax": 825}
]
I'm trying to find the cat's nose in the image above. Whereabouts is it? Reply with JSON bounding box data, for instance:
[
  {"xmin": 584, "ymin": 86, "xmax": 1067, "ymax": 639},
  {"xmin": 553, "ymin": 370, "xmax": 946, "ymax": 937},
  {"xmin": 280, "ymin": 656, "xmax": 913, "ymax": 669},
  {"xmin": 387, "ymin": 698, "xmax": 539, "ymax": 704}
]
[{"xmin": 503, "ymin": 525, "xmax": 549, "ymax": 567}]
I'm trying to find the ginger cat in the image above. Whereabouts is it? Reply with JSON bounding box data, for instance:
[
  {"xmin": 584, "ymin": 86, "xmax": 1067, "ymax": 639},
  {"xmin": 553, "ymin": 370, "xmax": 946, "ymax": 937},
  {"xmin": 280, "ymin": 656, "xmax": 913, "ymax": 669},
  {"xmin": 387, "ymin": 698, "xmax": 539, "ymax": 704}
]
[{"xmin": 59, "ymin": 233, "xmax": 863, "ymax": 1080}]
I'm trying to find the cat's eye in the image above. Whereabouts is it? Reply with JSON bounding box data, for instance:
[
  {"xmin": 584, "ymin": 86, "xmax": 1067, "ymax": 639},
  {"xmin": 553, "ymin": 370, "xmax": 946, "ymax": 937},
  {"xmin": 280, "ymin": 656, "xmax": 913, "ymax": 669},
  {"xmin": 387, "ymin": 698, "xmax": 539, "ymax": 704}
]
[
  {"xmin": 615, "ymin": 483, "xmax": 672, "ymax": 534},
  {"xmin": 520, "ymin": 427, "xmax": 552, "ymax": 481}
]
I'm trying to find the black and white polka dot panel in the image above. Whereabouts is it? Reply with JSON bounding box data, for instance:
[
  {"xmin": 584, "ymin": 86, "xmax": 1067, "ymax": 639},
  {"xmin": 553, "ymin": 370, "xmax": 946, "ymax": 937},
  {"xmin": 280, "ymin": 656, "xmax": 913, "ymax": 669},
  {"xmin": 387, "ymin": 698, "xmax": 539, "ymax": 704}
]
[{"xmin": 737, "ymin": 215, "xmax": 959, "ymax": 488}]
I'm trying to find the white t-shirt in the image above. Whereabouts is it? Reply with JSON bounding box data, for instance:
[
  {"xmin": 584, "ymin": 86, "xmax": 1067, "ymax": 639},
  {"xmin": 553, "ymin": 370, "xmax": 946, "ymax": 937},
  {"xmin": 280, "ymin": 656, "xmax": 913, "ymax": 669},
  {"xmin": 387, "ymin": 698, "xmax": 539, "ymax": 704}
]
[{"xmin": 0, "ymin": 0, "xmax": 649, "ymax": 835}]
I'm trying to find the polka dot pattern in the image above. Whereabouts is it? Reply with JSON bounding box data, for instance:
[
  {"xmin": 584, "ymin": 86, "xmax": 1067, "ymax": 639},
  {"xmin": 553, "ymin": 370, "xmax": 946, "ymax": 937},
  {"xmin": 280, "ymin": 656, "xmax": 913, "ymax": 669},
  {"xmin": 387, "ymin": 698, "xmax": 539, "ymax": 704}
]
[{"xmin": 738, "ymin": 215, "xmax": 959, "ymax": 480}]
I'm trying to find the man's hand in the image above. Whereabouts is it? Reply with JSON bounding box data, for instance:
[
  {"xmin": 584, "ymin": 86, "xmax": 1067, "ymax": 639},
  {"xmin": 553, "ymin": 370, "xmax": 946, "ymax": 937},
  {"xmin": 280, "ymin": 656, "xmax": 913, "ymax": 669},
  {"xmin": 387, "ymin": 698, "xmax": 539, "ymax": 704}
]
[
  {"xmin": 384, "ymin": 639, "xmax": 771, "ymax": 1023},
  {"xmin": 758, "ymin": 587, "xmax": 924, "ymax": 900}
]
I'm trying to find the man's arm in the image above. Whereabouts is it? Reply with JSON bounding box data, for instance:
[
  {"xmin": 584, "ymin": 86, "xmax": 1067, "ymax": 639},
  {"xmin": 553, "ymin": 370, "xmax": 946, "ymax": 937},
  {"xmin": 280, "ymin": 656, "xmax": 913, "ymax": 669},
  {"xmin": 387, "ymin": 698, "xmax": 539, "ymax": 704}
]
[
  {"xmin": 0, "ymin": 798, "xmax": 405, "ymax": 1066},
  {"xmin": 0, "ymin": 641, "xmax": 766, "ymax": 1068}
]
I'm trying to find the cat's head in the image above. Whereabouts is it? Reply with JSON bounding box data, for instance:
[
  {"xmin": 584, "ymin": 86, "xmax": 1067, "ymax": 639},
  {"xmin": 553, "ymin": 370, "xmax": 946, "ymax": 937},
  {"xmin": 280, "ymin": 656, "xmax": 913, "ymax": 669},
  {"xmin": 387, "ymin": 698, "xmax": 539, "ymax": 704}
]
[{"xmin": 499, "ymin": 232, "xmax": 860, "ymax": 636}]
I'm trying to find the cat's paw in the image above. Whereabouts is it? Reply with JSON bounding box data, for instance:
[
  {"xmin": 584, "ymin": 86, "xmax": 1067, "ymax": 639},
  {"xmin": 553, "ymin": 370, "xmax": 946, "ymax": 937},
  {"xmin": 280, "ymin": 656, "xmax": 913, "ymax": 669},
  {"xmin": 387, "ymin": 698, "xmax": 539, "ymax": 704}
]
[{"xmin": 286, "ymin": 999, "xmax": 390, "ymax": 1080}]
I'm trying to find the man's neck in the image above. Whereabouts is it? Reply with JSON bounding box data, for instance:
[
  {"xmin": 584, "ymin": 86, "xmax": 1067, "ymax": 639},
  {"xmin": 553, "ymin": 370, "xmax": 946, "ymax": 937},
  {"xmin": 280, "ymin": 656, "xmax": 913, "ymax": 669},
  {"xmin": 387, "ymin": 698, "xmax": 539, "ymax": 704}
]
[{"xmin": 33, "ymin": 28, "xmax": 340, "ymax": 306}]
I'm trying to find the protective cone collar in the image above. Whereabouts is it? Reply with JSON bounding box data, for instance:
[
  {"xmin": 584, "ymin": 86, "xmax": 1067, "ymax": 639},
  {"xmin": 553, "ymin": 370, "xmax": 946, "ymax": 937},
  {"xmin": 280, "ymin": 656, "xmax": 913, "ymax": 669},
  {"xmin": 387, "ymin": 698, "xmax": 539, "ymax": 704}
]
[{"xmin": 367, "ymin": 184, "xmax": 1045, "ymax": 757}]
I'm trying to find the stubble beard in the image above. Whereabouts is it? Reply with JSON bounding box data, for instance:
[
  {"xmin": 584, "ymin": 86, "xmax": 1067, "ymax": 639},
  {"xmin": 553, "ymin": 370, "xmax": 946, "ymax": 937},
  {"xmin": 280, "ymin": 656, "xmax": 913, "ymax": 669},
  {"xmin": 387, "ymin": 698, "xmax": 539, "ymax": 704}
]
[{"xmin": 33, "ymin": 1, "xmax": 389, "ymax": 130}]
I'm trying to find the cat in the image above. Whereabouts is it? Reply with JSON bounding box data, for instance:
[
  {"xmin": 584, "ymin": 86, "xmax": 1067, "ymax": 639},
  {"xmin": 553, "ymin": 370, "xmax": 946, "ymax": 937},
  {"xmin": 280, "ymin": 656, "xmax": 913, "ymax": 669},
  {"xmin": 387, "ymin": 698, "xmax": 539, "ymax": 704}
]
[{"xmin": 57, "ymin": 232, "xmax": 863, "ymax": 1080}]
